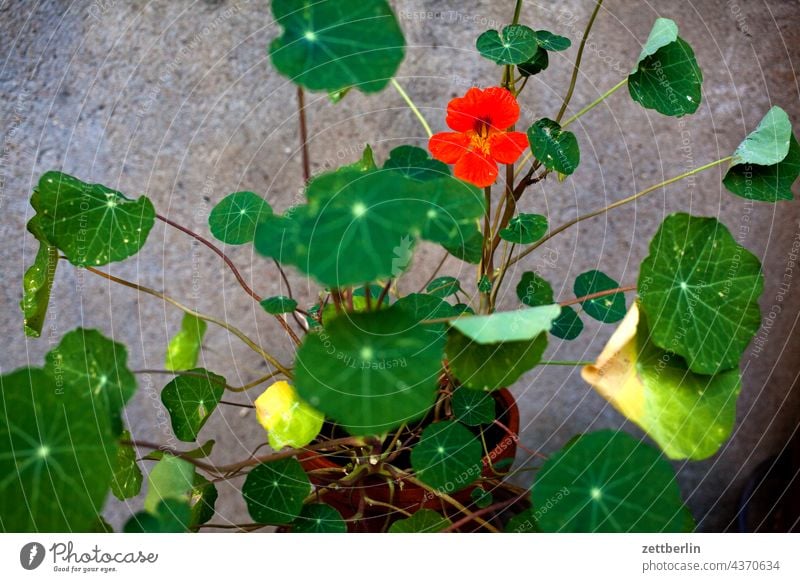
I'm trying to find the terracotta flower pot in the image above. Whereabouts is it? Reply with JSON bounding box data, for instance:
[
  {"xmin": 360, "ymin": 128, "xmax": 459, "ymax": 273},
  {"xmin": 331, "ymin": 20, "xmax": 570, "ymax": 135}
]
[{"xmin": 298, "ymin": 389, "xmax": 520, "ymax": 532}]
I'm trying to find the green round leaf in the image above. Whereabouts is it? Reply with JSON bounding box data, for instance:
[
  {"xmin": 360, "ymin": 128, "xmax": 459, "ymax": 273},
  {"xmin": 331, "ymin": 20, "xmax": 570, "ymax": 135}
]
[
  {"xmin": 443, "ymin": 227, "xmax": 484, "ymax": 264},
  {"xmin": 477, "ymin": 24, "xmax": 538, "ymax": 65},
  {"xmin": 161, "ymin": 368, "xmax": 226, "ymax": 442},
  {"xmin": 628, "ymin": 19, "xmax": 702, "ymax": 117},
  {"xmin": 527, "ymin": 118, "xmax": 580, "ymax": 176},
  {"xmin": 389, "ymin": 509, "xmax": 451, "ymax": 533},
  {"xmin": 500, "ymin": 213, "xmax": 548, "ymax": 245},
  {"xmin": 292, "ymin": 504, "xmax": 347, "ymax": 533},
  {"xmin": 295, "ymin": 307, "xmax": 445, "ymax": 435},
  {"xmin": 33, "ymin": 171, "xmax": 155, "ymax": 267},
  {"xmin": 208, "ymin": 191, "xmax": 272, "ymax": 245},
  {"xmin": 0, "ymin": 368, "xmax": 116, "ymax": 532},
  {"xmin": 516, "ymin": 271, "xmax": 554, "ymax": 306},
  {"xmin": 144, "ymin": 455, "xmax": 195, "ymax": 514},
  {"xmin": 517, "ymin": 46, "xmax": 549, "ymax": 76},
  {"xmin": 426, "ymin": 276, "xmax": 462, "ymax": 298},
  {"xmin": 269, "ymin": 0, "xmax": 405, "ymax": 94},
  {"xmin": 471, "ymin": 486, "xmax": 493, "ymax": 509},
  {"xmin": 638, "ymin": 213, "xmax": 764, "ymax": 374},
  {"xmin": 21, "ymin": 214, "xmax": 59, "ymax": 338},
  {"xmin": 384, "ymin": 145, "xmax": 450, "ymax": 181},
  {"xmin": 723, "ymin": 107, "xmax": 799, "ymax": 202},
  {"xmin": 44, "ymin": 328, "xmax": 137, "ymax": 435},
  {"xmin": 260, "ymin": 295, "xmax": 298, "ymax": 315},
  {"xmin": 111, "ymin": 430, "xmax": 143, "ymax": 501},
  {"xmin": 190, "ymin": 473, "xmax": 218, "ymax": 527},
  {"xmin": 449, "ymin": 305, "xmax": 561, "ymax": 344},
  {"xmin": 446, "ymin": 329, "xmax": 548, "ymax": 391},
  {"xmin": 243, "ymin": 459, "xmax": 311, "ymax": 524},
  {"xmin": 165, "ymin": 314, "xmax": 207, "ymax": 372},
  {"xmin": 451, "ymin": 387, "xmax": 495, "ymax": 426},
  {"xmin": 411, "ymin": 421, "xmax": 483, "ymax": 492},
  {"xmin": 550, "ymin": 306, "xmax": 584, "ymax": 340},
  {"xmin": 533, "ymin": 430, "xmax": 688, "ymax": 532},
  {"xmin": 574, "ymin": 270, "xmax": 627, "ymax": 323},
  {"xmin": 477, "ymin": 275, "xmax": 492, "ymax": 294},
  {"xmin": 124, "ymin": 499, "xmax": 191, "ymax": 533},
  {"xmin": 535, "ymin": 30, "xmax": 571, "ymax": 51},
  {"xmin": 394, "ymin": 293, "xmax": 459, "ymax": 341}
]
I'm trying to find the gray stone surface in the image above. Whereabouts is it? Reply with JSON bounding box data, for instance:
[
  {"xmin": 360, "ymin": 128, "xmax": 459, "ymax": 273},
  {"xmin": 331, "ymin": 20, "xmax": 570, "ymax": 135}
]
[{"xmin": 1, "ymin": 0, "xmax": 798, "ymax": 532}]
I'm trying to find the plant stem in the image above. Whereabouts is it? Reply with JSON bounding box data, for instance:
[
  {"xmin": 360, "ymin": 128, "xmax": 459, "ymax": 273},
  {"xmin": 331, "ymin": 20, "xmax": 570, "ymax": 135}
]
[
  {"xmin": 512, "ymin": 0, "xmax": 523, "ymax": 24},
  {"xmin": 555, "ymin": 0, "xmax": 605, "ymax": 124},
  {"xmin": 214, "ymin": 436, "xmax": 373, "ymax": 473},
  {"xmin": 441, "ymin": 490, "xmax": 529, "ymax": 533},
  {"xmin": 83, "ymin": 264, "xmax": 293, "ymax": 378},
  {"xmin": 391, "ymin": 78, "xmax": 433, "ymax": 138},
  {"xmin": 156, "ymin": 214, "xmax": 301, "ymax": 345},
  {"xmin": 297, "ymin": 86, "xmax": 311, "ymax": 182},
  {"xmin": 509, "ymin": 157, "xmax": 733, "ymax": 266},
  {"xmin": 132, "ymin": 369, "xmax": 286, "ymax": 392},
  {"xmin": 561, "ymin": 78, "xmax": 628, "ymax": 129},
  {"xmin": 562, "ymin": 284, "xmax": 636, "ymax": 307},
  {"xmin": 538, "ymin": 360, "xmax": 593, "ymax": 366}
]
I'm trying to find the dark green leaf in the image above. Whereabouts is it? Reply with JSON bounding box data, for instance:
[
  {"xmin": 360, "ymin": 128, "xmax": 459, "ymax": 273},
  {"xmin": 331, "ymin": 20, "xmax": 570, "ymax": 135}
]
[
  {"xmin": 394, "ymin": 293, "xmax": 459, "ymax": 341},
  {"xmin": 44, "ymin": 328, "xmax": 137, "ymax": 435},
  {"xmin": 447, "ymin": 329, "xmax": 547, "ymax": 391},
  {"xmin": 550, "ymin": 306, "xmax": 583, "ymax": 340},
  {"xmin": 260, "ymin": 295, "xmax": 298, "ymax": 315},
  {"xmin": 516, "ymin": 272, "xmax": 554, "ymax": 306},
  {"xmin": 500, "ymin": 213, "xmax": 548, "ymax": 244},
  {"xmin": 389, "ymin": 509, "xmax": 451, "ymax": 533},
  {"xmin": 144, "ymin": 455, "xmax": 195, "ymax": 514},
  {"xmin": 535, "ymin": 30, "xmax": 571, "ymax": 51},
  {"xmin": 21, "ymin": 214, "xmax": 58, "ymax": 338},
  {"xmin": 161, "ymin": 369, "xmax": 226, "ymax": 442},
  {"xmin": 0, "ymin": 368, "xmax": 115, "ymax": 532},
  {"xmin": 124, "ymin": 499, "xmax": 191, "ymax": 533},
  {"xmin": 628, "ymin": 19, "xmax": 702, "ymax": 117},
  {"xmin": 243, "ymin": 459, "xmax": 310, "ymax": 524},
  {"xmin": 723, "ymin": 106, "xmax": 799, "ymax": 202},
  {"xmin": 269, "ymin": 0, "xmax": 405, "ymax": 94},
  {"xmin": 384, "ymin": 145, "xmax": 449, "ymax": 181},
  {"xmin": 111, "ymin": 430, "xmax": 143, "ymax": 501},
  {"xmin": 190, "ymin": 473, "xmax": 218, "ymax": 527},
  {"xmin": 411, "ymin": 421, "xmax": 482, "ymax": 492},
  {"xmin": 517, "ymin": 46, "xmax": 549, "ymax": 76},
  {"xmin": 574, "ymin": 270, "xmax": 627, "ymax": 323},
  {"xmin": 443, "ymin": 227, "xmax": 484, "ymax": 264},
  {"xmin": 471, "ymin": 487, "xmax": 493, "ymax": 509},
  {"xmin": 32, "ymin": 171, "xmax": 155, "ymax": 267},
  {"xmin": 292, "ymin": 504, "xmax": 347, "ymax": 533},
  {"xmin": 451, "ymin": 387, "xmax": 495, "ymax": 426},
  {"xmin": 165, "ymin": 314, "xmax": 207, "ymax": 372},
  {"xmin": 208, "ymin": 191, "xmax": 272, "ymax": 245},
  {"xmin": 527, "ymin": 118, "xmax": 580, "ymax": 175},
  {"xmin": 450, "ymin": 305, "xmax": 561, "ymax": 344},
  {"xmin": 505, "ymin": 508, "xmax": 540, "ymax": 532},
  {"xmin": 426, "ymin": 276, "xmax": 461, "ymax": 298},
  {"xmin": 478, "ymin": 275, "xmax": 492, "ymax": 293},
  {"xmin": 477, "ymin": 24, "xmax": 538, "ymax": 65},
  {"xmin": 638, "ymin": 213, "xmax": 763, "ymax": 374},
  {"xmin": 295, "ymin": 307, "xmax": 445, "ymax": 434},
  {"xmin": 342, "ymin": 145, "xmax": 377, "ymax": 173},
  {"xmin": 534, "ymin": 431, "xmax": 688, "ymax": 532}
]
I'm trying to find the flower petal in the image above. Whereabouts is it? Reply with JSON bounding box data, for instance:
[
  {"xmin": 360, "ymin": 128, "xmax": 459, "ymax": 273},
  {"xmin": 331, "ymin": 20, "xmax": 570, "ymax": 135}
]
[
  {"xmin": 445, "ymin": 87, "xmax": 487, "ymax": 132},
  {"xmin": 482, "ymin": 87, "xmax": 520, "ymax": 130},
  {"xmin": 429, "ymin": 132, "xmax": 471, "ymax": 164},
  {"xmin": 454, "ymin": 150, "xmax": 498, "ymax": 187},
  {"xmin": 489, "ymin": 131, "xmax": 529, "ymax": 164}
]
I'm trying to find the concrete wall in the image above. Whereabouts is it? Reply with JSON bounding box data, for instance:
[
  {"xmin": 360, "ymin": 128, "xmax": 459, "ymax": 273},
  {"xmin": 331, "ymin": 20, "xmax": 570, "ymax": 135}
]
[{"xmin": 1, "ymin": 0, "xmax": 798, "ymax": 531}]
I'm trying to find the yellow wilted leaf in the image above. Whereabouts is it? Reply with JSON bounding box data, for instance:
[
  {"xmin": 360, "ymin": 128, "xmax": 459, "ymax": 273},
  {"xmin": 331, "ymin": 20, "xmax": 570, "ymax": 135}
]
[{"xmin": 255, "ymin": 381, "xmax": 324, "ymax": 450}]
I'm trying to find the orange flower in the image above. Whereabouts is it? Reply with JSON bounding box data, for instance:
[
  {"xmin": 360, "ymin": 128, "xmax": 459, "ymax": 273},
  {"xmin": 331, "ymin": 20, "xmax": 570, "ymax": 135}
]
[{"xmin": 429, "ymin": 87, "xmax": 529, "ymax": 188}]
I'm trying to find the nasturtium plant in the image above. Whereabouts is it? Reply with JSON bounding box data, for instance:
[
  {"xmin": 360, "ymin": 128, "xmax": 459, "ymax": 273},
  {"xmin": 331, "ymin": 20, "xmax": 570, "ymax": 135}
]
[
  {"xmin": 500, "ymin": 213, "xmax": 548, "ymax": 244},
  {"xmin": 627, "ymin": 18, "xmax": 703, "ymax": 117},
  {"xmin": 165, "ymin": 314, "xmax": 207, "ymax": 371},
  {"xmin": 533, "ymin": 431, "xmax": 690, "ymax": 532},
  {"xmin": 32, "ymin": 171, "xmax": 155, "ymax": 267},
  {"xmin": 208, "ymin": 191, "xmax": 272, "ymax": 244},
  {"xmin": 638, "ymin": 213, "xmax": 764, "ymax": 374},
  {"xmin": 411, "ymin": 421, "xmax": 483, "ymax": 491},
  {"xmin": 7, "ymin": 0, "xmax": 794, "ymax": 536},
  {"xmin": 583, "ymin": 304, "xmax": 741, "ymax": 460},
  {"xmin": 243, "ymin": 458, "xmax": 311, "ymax": 525},
  {"xmin": 723, "ymin": 106, "xmax": 800, "ymax": 201},
  {"xmin": 269, "ymin": 0, "xmax": 405, "ymax": 94},
  {"xmin": 161, "ymin": 369, "xmax": 226, "ymax": 442},
  {"xmin": 527, "ymin": 118, "xmax": 580, "ymax": 175},
  {"xmin": 574, "ymin": 269, "xmax": 627, "ymax": 323}
]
